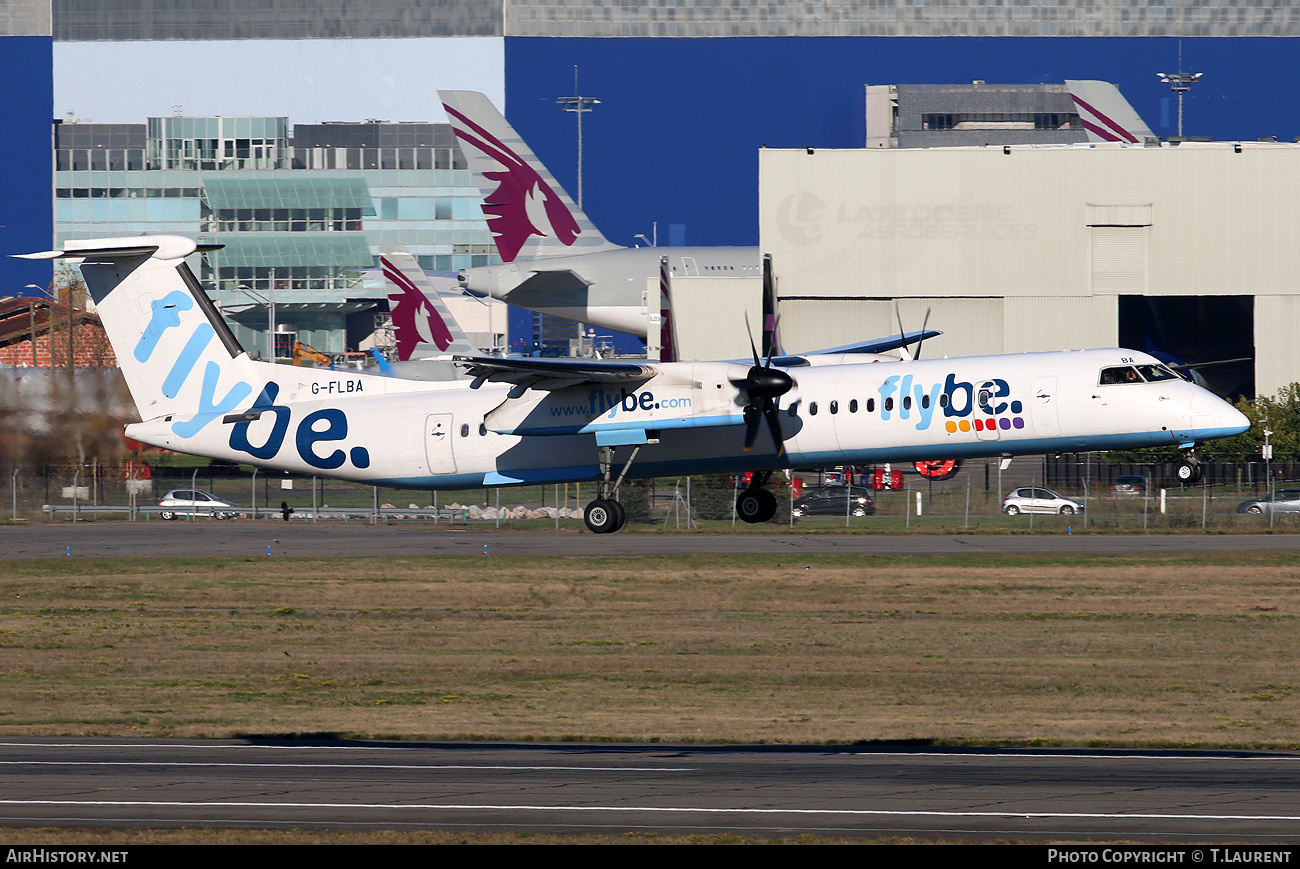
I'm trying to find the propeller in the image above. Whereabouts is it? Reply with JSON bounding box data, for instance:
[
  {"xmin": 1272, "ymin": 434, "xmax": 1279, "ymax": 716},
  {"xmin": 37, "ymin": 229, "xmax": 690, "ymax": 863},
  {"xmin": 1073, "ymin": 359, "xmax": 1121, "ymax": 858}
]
[
  {"xmin": 895, "ymin": 303, "xmax": 933, "ymax": 361},
  {"xmin": 735, "ymin": 310, "xmax": 793, "ymax": 455}
]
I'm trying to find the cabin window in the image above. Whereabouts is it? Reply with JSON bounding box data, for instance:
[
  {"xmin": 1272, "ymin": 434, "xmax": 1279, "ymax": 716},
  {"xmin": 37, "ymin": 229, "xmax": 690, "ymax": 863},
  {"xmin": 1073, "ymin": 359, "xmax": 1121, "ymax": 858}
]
[
  {"xmin": 866, "ymin": 398, "xmax": 875, "ymax": 412},
  {"xmin": 830, "ymin": 401, "xmax": 839, "ymax": 414},
  {"xmin": 809, "ymin": 402, "xmax": 818, "ymax": 416},
  {"xmin": 884, "ymin": 397, "xmax": 893, "ymax": 411},
  {"xmin": 460, "ymin": 424, "xmax": 469, "ymax": 437},
  {"xmin": 921, "ymin": 394, "xmax": 930, "ymax": 409},
  {"xmin": 939, "ymin": 394, "xmax": 949, "ymax": 407},
  {"xmin": 849, "ymin": 399, "xmax": 858, "ymax": 413},
  {"xmin": 903, "ymin": 396, "xmax": 912, "ymax": 410},
  {"xmin": 479, "ymin": 423, "xmax": 487, "ymax": 436}
]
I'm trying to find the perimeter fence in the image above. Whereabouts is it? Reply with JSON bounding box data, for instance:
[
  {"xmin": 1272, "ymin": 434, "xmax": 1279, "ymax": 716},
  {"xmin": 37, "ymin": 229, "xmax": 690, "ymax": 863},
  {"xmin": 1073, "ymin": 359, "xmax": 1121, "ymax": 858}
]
[{"xmin": 7, "ymin": 454, "xmax": 1300, "ymax": 532}]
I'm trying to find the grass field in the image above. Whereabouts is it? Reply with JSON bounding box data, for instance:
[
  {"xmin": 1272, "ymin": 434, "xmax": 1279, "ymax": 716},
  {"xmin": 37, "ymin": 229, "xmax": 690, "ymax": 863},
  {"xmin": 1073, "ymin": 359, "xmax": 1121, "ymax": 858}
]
[{"xmin": 3, "ymin": 551, "xmax": 1298, "ymax": 748}]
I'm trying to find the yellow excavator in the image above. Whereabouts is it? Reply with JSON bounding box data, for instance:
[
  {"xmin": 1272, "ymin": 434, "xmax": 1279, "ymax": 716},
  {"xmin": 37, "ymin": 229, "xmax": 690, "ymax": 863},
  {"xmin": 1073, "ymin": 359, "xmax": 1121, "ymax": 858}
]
[{"xmin": 292, "ymin": 341, "xmax": 334, "ymax": 369}]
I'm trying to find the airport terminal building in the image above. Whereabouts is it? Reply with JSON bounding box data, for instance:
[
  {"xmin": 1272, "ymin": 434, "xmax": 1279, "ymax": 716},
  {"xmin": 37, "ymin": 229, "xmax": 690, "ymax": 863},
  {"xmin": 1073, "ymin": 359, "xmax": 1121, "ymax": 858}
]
[{"xmin": 53, "ymin": 116, "xmax": 498, "ymax": 358}]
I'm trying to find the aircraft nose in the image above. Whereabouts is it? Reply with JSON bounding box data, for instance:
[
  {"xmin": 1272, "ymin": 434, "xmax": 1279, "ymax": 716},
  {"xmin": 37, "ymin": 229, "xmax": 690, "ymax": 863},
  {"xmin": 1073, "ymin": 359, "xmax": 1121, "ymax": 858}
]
[{"xmin": 1192, "ymin": 388, "xmax": 1250, "ymax": 437}]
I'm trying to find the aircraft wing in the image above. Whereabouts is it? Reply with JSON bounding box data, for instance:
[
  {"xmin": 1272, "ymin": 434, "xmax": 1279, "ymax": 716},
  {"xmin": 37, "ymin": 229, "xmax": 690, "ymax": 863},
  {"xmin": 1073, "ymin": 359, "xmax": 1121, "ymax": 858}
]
[
  {"xmin": 802, "ymin": 329, "xmax": 942, "ymax": 357},
  {"xmin": 454, "ymin": 355, "xmax": 656, "ymax": 391}
]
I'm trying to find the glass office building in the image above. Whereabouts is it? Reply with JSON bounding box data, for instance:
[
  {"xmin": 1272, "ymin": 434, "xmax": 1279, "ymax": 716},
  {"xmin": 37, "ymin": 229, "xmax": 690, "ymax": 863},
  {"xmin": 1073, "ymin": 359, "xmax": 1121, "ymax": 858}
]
[{"xmin": 54, "ymin": 116, "xmax": 498, "ymax": 359}]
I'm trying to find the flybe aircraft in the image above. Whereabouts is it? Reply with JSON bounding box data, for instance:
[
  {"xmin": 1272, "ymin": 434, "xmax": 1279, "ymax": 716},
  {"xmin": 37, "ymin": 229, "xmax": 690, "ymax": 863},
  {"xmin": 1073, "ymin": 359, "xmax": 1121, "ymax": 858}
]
[
  {"xmin": 442, "ymin": 90, "xmax": 757, "ymax": 339},
  {"xmin": 18, "ymin": 236, "xmax": 1249, "ymax": 534}
]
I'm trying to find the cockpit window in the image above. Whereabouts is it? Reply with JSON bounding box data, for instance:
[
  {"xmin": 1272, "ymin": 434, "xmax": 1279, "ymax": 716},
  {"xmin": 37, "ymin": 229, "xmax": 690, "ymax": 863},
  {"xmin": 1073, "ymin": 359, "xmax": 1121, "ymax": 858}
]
[
  {"xmin": 1135, "ymin": 364, "xmax": 1179, "ymax": 382},
  {"xmin": 1099, "ymin": 366, "xmax": 1142, "ymax": 385}
]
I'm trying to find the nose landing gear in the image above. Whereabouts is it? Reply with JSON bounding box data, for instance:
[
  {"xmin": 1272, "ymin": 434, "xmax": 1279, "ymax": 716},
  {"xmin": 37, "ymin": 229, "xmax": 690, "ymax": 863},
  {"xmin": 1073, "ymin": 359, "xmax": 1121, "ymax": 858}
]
[{"xmin": 1175, "ymin": 454, "xmax": 1204, "ymax": 485}]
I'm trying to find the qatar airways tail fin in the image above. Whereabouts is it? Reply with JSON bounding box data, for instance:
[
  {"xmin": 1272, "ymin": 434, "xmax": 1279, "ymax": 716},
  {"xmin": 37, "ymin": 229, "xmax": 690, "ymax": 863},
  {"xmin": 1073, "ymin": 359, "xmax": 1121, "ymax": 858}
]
[
  {"xmin": 439, "ymin": 90, "xmax": 623, "ymax": 263},
  {"xmin": 1065, "ymin": 80, "xmax": 1156, "ymax": 144},
  {"xmin": 380, "ymin": 246, "xmax": 478, "ymax": 363}
]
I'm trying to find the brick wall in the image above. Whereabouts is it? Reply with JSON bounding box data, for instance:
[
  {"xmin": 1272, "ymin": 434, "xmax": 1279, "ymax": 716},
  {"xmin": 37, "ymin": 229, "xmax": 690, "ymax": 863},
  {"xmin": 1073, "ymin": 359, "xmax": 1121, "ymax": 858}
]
[{"xmin": 0, "ymin": 321, "xmax": 117, "ymax": 367}]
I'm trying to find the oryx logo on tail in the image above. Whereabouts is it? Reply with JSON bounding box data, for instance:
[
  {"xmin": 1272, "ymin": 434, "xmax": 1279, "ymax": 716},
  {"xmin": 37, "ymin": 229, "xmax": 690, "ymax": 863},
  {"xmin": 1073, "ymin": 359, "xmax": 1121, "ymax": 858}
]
[
  {"xmin": 382, "ymin": 256, "xmax": 455, "ymax": 359},
  {"xmin": 443, "ymin": 103, "xmax": 581, "ymax": 262}
]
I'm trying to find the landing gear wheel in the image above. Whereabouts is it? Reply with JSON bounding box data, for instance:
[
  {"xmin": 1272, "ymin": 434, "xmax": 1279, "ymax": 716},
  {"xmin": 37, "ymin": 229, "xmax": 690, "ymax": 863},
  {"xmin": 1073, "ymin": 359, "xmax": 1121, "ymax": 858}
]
[
  {"xmin": 584, "ymin": 498, "xmax": 625, "ymax": 534},
  {"xmin": 736, "ymin": 488, "xmax": 778, "ymax": 524},
  {"xmin": 1175, "ymin": 459, "xmax": 1203, "ymax": 486}
]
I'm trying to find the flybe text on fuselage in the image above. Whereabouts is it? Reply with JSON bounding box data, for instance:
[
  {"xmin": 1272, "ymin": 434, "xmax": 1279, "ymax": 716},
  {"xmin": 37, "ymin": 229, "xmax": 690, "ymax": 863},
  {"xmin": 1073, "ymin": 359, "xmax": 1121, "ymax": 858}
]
[{"xmin": 871, "ymin": 373, "xmax": 1021, "ymax": 432}]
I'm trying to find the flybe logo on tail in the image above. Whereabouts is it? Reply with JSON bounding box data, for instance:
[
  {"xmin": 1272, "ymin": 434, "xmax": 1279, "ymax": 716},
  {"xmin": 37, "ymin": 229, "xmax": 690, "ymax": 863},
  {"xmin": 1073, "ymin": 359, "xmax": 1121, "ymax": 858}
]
[
  {"xmin": 135, "ymin": 294, "xmax": 372, "ymax": 471},
  {"xmin": 382, "ymin": 256, "xmax": 454, "ymax": 359},
  {"xmin": 444, "ymin": 104, "xmax": 581, "ymax": 262},
  {"xmin": 133, "ymin": 291, "xmax": 252, "ymax": 438}
]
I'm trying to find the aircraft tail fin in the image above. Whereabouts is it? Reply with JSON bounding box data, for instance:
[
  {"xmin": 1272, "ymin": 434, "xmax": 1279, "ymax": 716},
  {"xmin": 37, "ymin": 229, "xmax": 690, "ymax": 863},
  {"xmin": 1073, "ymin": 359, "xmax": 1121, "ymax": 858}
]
[
  {"xmin": 14, "ymin": 236, "xmax": 261, "ymax": 430},
  {"xmin": 380, "ymin": 246, "xmax": 480, "ymax": 362},
  {"xmin": 657, "ymin": 255, "xmax": 678, "ymax": 363},
  {"xmin": 439, "ymin": 89, "xmax": 623, "ymax": 263},
  {"xmin": 1065, "ymin": 80, "xmax": 1156, "ymax": 145}
]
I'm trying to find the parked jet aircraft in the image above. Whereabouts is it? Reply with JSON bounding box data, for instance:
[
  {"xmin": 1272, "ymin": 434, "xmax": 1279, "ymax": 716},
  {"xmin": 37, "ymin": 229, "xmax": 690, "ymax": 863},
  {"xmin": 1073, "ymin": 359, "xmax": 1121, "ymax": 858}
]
[
  {"xmin": 18, "ymin": 236, "xmax": 1249, "ymax": 533},
  {"xmin": 442, "ymin": 90, "xmax": 757, "ymax": 339},
  {"xmin": 1064, "ymin": 80, "xmax": 1157, "ymax": 144},
  {"xmin": 373, "ymin": 245, "xmax": 480, "ymax": 381}
]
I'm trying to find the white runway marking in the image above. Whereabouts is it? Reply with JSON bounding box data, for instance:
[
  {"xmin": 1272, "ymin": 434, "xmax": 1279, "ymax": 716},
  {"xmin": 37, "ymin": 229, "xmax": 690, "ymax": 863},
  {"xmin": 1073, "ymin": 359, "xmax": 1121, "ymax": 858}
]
[
  {"xmin": 2, "ymin": 800, "xmax": 1299, "ymax": 822},
  {"xmin": 0, "ymin": 761, "xmax": 688, "ymax": 772}
]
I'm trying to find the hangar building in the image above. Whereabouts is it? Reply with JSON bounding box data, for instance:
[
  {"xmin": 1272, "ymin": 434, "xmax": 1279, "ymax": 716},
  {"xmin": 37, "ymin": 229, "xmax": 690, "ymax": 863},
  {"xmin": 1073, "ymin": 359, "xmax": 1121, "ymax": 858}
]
[{"xmin": 758, "ymin": 140, "xmax": 1294, "ymax": 399}]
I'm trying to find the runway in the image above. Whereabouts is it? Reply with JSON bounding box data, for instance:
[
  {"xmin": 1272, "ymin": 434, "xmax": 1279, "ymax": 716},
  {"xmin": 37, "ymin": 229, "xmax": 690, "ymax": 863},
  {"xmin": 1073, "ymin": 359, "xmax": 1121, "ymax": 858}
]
[
  {"xmin": 5, "ymin": 522, "xmax": 1300, "ymax": 559},
  {"xmin": 2, "ymin": 738, "xmax": 1299, "ymax": 841}
]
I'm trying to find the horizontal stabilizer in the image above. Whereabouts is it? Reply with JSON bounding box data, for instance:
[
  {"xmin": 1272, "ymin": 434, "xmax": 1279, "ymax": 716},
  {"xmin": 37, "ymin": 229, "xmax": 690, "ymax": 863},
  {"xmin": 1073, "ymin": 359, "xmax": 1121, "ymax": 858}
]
[{"xmin": 455, "ymin": 355, "xmax": 656, "ymax": 391}]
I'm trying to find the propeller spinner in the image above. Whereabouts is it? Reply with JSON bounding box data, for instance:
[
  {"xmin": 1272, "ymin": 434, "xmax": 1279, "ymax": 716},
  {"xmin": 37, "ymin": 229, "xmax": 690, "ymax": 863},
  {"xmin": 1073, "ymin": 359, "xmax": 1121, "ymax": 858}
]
[{"xmin": 734, "ymin": 311, "xmax": 793, "ymax": 455}]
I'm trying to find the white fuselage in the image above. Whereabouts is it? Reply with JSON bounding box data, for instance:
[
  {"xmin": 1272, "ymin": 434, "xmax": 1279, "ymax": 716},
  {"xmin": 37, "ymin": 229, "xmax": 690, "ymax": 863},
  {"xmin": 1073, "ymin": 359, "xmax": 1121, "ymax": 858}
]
[{"xmin": 126, "ymin": 349, "xmax": 1248, "ymax": 492}]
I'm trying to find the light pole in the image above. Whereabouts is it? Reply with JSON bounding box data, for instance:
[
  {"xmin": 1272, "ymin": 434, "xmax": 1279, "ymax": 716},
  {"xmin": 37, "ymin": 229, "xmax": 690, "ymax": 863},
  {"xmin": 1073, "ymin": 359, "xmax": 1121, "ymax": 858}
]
[
  {"xmin": 556, "ymin": 69, "xmax": 599, "ymax": 357},
  {"xmin": 1157, "ymin": 44, "xmax": 1202, "ymax": 139},
  {"xmin": 556, "ymin": 69, "xmax": 600, "ymax": 210}
]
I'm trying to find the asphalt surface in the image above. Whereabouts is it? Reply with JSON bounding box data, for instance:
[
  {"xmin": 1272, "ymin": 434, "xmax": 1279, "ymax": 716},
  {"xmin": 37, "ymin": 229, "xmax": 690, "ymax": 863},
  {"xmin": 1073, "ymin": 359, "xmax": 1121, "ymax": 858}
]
[
  {"xmin": 2, "ymin": 738, "xmax": 1299, "ymax": 841},
  {"xmin": 4, "ymin": 522, "xmax": 1300, "ymax": 559},
  {"xmin": 6, "ymin": 523, "xmax": 1300, "ymax": 841}
]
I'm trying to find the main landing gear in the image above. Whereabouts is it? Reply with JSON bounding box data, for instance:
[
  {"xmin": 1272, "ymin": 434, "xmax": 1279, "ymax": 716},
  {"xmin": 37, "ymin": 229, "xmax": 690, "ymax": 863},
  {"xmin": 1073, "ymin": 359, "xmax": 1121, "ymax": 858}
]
[
  {"xmin": 583, "ymin": 444, "xmax": 641, "ymax": 534},
  {"xmin": 736, "ymin": 471, "xmax": 779, "ymax": 524}
]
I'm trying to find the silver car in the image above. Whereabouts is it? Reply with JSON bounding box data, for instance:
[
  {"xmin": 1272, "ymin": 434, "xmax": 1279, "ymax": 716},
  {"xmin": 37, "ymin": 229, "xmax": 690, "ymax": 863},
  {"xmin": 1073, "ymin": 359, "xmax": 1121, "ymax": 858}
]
[
  {"xmin": 157, "ymin": 489, "xmax": 240, "ymax": 520},
  {"xmin": 1237, "ymin": 489, "xmax": 1300, "ymax": 515},
  {"xmin": 1002, "ymin": 487, "xmax": 1084, "ymax": 516}
]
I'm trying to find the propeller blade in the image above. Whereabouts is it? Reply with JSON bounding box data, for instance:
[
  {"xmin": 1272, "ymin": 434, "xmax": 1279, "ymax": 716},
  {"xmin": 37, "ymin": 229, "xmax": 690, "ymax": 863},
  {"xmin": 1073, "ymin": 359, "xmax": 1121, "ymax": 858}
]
[
  {"xmin": 914, "ymin": 307, "xmax": 932, "ymax": 361},
  {"xmin": 743, "ymin": 405, "xmax": 762, "ymax": 452},
  {"xmin": 763, "ymin": 401, "xmax": 786, "ymax": 457},
  {"xmin": 744, "ymin": 310, "xmax": 761, "ymax": 368},
  {"xmin": 894, "ymin": 303, "xmax": 912, "ymax": 361}
]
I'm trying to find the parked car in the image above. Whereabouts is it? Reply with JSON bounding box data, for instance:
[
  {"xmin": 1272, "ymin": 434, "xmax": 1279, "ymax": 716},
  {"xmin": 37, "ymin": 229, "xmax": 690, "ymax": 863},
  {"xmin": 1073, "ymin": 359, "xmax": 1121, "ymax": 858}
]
[
  {"xmin": 1111, "ymin": 475, "xmax": 1148, "ymax": 495},
  {"xmin": 157, "ymin": 489, "xmax": 240, "ymax": 520},
  {"xmin": 1002, "ymin": 487, "xmax": 1084, "ymax": 516},
  {"xmin": 792, "ymin": 486, "xmax": 875, "ymax": 518},
  {"xmin": 1236, "ymin": 489, "xmax": 1300, "ymax": 515}
]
